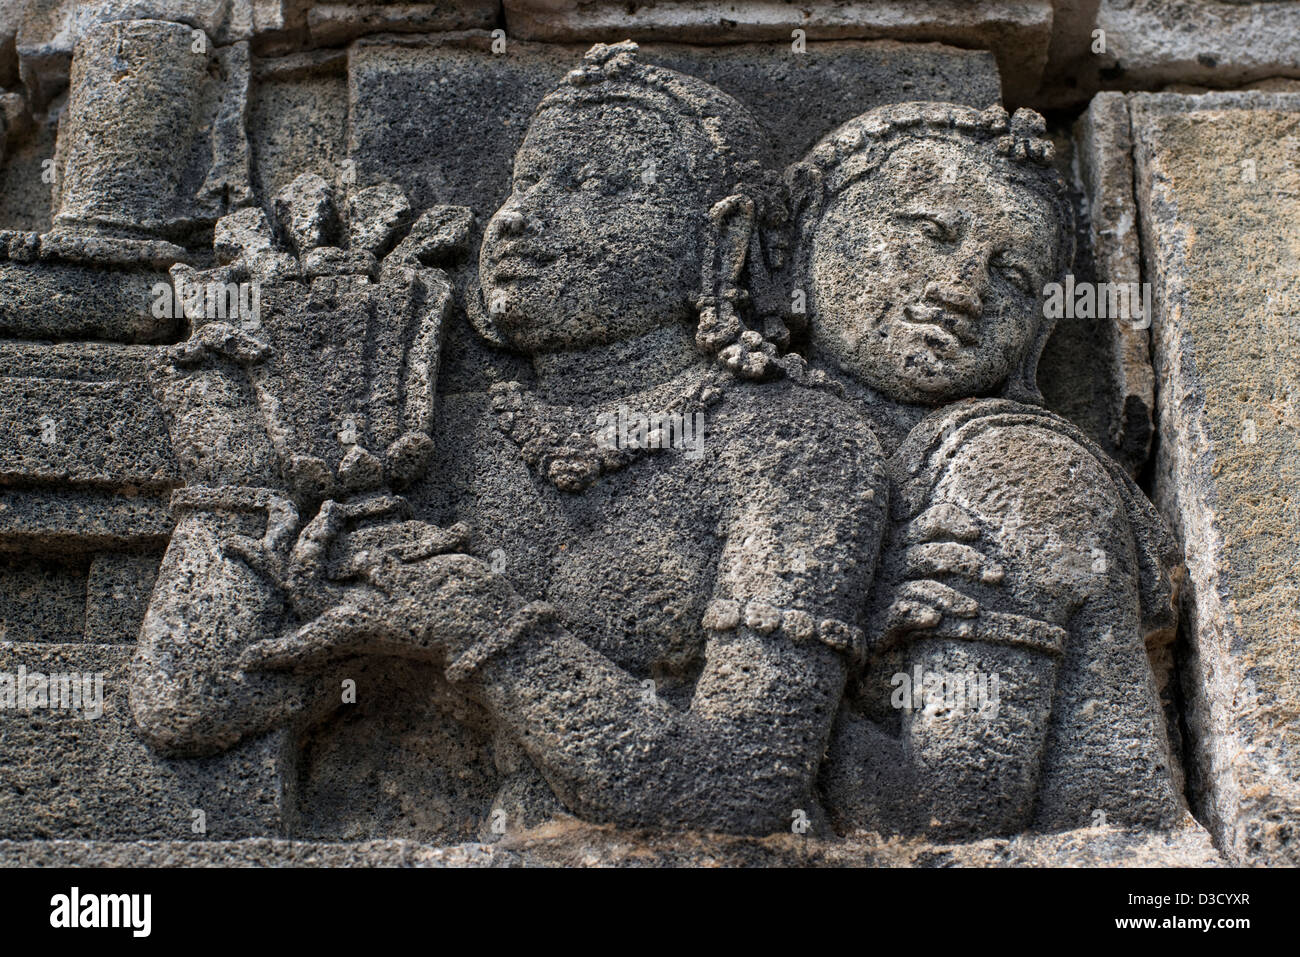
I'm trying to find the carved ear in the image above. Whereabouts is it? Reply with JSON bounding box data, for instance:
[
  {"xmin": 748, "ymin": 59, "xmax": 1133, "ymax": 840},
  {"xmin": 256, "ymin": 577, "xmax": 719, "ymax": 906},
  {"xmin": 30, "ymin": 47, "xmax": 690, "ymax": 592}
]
[{"xmin": 695, "ymin": 194, "xmax": 755, "ymax": 353}]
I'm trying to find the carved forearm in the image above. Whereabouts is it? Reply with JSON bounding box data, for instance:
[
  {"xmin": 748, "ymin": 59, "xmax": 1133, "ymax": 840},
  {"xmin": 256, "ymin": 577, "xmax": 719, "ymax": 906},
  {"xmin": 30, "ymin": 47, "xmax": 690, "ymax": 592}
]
[
  {"xmin": 129, "ymin": 487, "xmax": 319, "ymax": 756},
  {"xmin": 897, "ymin": 628, "xmax": 1061, "ymax": 839},
  {"xmin": 470, "ymin": 619, "xmax": 847, "ymax": 834}
]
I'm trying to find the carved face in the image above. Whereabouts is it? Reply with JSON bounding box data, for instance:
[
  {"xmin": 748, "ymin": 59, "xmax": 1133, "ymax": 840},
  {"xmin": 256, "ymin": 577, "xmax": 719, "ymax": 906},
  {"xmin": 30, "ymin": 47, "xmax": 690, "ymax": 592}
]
[
  {"xmin": 479, "ymin": 102, "xmax": 709, "ymax": 354},
  {"xmin": 807, "ymin": 139, "xmax": 1060, "ymax": 404}
]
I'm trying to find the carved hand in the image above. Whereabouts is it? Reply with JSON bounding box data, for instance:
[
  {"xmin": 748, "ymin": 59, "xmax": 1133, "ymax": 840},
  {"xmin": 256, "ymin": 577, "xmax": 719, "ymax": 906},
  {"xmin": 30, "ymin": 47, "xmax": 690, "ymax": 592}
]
[
  {"xmin": 869, "ymin": 502, "xmax": 1005, "ymax": 647},
  {"xmin": 166, "ymin": 321, "xmax": 271, "ymax": 367},
  {"xmin": 235, "ymin": 509, "xmax": 525, "ymax": 675},
  {"xmin": 869, "ymin": 501, "xmax": 1069, "ymax": 656}
]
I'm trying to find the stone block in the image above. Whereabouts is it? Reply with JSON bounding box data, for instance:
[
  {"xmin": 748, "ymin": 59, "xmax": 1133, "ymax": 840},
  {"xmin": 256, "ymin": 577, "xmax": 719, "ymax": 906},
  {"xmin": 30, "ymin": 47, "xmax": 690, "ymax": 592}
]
[
  {"xmin": 1133, "ymin": 90, "xmax": 1300, "ymax": 865},
  {"xmin": 84, "ymin": 551, "xmax": 161, "ymax": 644},
  {"xmin": 0, "ymin": 642, "xmax": 292, "ymax": 839},
  {"xmin": 1073, "ymin": 91, "xmax": 1156, "ymax": 475},
  {"xmin": 0, "ymin": 375, "xmax": 177, "ymax": 489},
  {"xmin": 0, "ymin": 488, "xmax": 173, "ymax": 553},
  {"xmin": 1099, "ymin": 0, "xmax": 1300, "ymax": 91},
  {"xmin": 307, "ymin": 1, "xmax": 500, "ymax": 47},
  {"xmin": 348, "ymin": 34, "xmax": 1000, "ymax": 218},
  {"xmin": 0, "ymin": 554, "xmax": 85, "ymax": 642},
  {"xmin": 502, "ymin": 0, "xmax": 1052, "ymax": 103},
  {"xmin": 0, "ymin": 261, "xmax": 179, "ymax": 341}
]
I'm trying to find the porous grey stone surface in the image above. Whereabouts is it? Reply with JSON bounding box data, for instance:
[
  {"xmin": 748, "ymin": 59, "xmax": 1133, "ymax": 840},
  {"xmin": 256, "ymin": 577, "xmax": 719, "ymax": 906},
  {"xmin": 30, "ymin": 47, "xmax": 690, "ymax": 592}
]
[
  {"xmin": 84, "ymin": 551, "xmax": 162, "ymax": 645},
  {"xmin": 347, "ymin": 33, "xmax": 1000, "ymax": 395},
  {"xmin": 0, "ymin": 6, "xmax": 1292, "ymax": 869},
  {"xmin": 0, "ymin": 554, "xmax": 85, "ymax": 643},
  {"xmin": 1073, "ymin": 92, "xmax": 1156, "ymax": 475},
  {"xmin": 1097, "ymin": 0, "xmax": 1300, "ymax": 91},
  {"xmin": 53, "ymin": 19, "xmax": 252, "ymax": 245},
  {"xmin": 0, "ymin": 488, "xmax": 173, "ymax": 552},
  {"xmin": 0, "ymin": 261, "xmax": 179, "ymax": 341},
  {"xmin": 347, "ymin": 33, "xmax": 1000, "ymax": 217},
  {"xmin": 780, "ymin": 101, "xmax": 1183, "ymax": 839},
  {"xmin": 1133, "ymin": 90, "xmax": 1300, "ymax": 866},
  {"xmin": 306, "ymin": 1, "xmax": 500, "ymax": 47},
  {"xmin": 0, "ymin": 340, "xmax": 177, "ymax": 494},
  {"xmin": 502, "ymin": 0, "xmax": 1053, "ymax": 103},
  {"xmin": 0, "ymin": 643, "xmax": 292, "ymax": 840},
  {"xmin": 0, "ymin": 551, "xmax": 159, "ymax": 646},
  {"xmin": 0, "ymin": 818, "xmax": 1224, "ymax": 866}
]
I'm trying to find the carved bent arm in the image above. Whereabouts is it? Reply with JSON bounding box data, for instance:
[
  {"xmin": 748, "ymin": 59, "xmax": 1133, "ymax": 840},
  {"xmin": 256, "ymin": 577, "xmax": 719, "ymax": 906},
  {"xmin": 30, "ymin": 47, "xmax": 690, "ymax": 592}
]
[
  {"xmin": 471, "ymin": 618, "xmax": 847, "ymax": 833},
  {"xmin": 469, "ymin": 397, "xmax": 890, "ymax": 833},
  {"xmin": 891, "ymin": 423, "xmax": 1135, "ymax": 837},
  {"xmin": 129, "ymin": 488, "xmax": 324, "ymax": 757}
]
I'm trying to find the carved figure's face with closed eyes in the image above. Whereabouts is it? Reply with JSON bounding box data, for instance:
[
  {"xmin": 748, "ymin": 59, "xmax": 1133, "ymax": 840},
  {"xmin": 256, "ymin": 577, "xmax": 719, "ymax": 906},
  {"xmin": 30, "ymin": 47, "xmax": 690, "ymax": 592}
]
[{"xmin": 807, "ymin": 139, "xmax": 1060, "ymax": 405}]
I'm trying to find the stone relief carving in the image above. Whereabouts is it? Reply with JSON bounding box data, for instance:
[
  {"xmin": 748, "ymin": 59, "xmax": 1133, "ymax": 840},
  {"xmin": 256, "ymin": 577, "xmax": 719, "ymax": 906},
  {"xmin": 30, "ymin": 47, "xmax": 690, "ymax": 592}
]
[
  {"xmin": 776, "ymin": 102, "xmax": 1186, "ymax": 838},
  {"xmin": 123, "ymin": 42, "xmax": 1186, "ymax": 841}
]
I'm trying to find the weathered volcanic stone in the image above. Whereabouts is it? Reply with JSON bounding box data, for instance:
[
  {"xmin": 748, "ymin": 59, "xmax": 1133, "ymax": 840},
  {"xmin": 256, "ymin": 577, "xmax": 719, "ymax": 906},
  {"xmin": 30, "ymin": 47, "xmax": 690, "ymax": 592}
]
[
  {"xmin": 55, "ymin": 19, "xmax": 213, "ymax": 241},
  {"xmin": 502, "ymin": 0, "xmax": 1052, "ymax": 103},
  {"xmin": 84, "ymin": 551, "xmax": 162, "ymax": 644},
  {"xmin": 1133, "ymin": 90, "xmax": 1300, "ymax": 865},
  {"xmin": 1098, "ymin": 0, "xmax": 1300, "ymax": 91},
  {"xmin": 13, "ymin": 0, "xmax": 75, "ymax": 111},
  {"xmin": 0, "ymin": 261, "xmax": 180, "ymax": 341},
  {"xmin": 0, "ymin": 554, "xmax": 85, "ymax": 643},
  {"xmin": 0, "ymin": 643, "xmax": 291, "ymax": 839},
  {"xmin": 0, "ymin": 818, "xmax": 1225, "ymax": 867},
  {"xmin": 0, "ymin": 488, "xmax": 173, "ymax": 553},
  {"xmin": 348, "ymin": 33, "xmax": 1000, "ymax": 217},
  {"xmin": 349, "ymin": 34, "xmax": 999, "ymax": 396},
  {"xmin": 306, "ymin": 1, "xmax": 500, "ymax": 46},
  {"xmin": 249, "ymin": 49, "xmax": 350, "ymax": 202},
  {"xmin": 1071, "ymin": 92, "xmax": 1156, "ymax": 476},
  {"xmin": 0, "ymin": 344, "xmax": 177, "ymax": 490}
]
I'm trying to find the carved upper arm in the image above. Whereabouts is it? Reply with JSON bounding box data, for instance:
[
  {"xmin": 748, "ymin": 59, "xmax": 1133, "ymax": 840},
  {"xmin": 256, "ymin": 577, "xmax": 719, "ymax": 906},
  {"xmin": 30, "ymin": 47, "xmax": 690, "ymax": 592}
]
[{"xmin": 930, "ymin": 424, "xmax": 1136, "ymax": 622}]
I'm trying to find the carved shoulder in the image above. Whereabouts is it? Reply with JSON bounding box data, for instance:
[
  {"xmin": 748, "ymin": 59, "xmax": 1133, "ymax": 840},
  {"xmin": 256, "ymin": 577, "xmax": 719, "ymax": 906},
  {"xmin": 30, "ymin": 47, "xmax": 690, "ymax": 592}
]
[{"xmin": 929, "ymin": 420, "xmax": 1136, "ymax": 621}]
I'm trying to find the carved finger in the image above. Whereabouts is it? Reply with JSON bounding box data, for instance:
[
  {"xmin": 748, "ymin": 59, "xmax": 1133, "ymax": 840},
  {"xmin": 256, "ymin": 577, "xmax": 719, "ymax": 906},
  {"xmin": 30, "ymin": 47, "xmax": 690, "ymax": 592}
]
[
  {"xmin": 286, "ymin": 500, "xmax": 350, "ymax": 596},
  {"xmin": 295, "ymin": 500, "xmax": 348, "ymax": 555},
  {"xmin": 881, "ymin": 598, "xmax": 942, "ymax": 639},
  {"xmin": 903, "ymin": 503, "xmax": 980, "ymax": 545},
  {"xmin": 397, "ymin": 521, "xmax": 471, "ymax": 562},
  {"xmin": 222, "ymin": 534, "xmax": 282, "ymax": 584},
  {"xmin": 337, "ymin": 494, "xmax": 413, "ymax": 525},
  {"xmin": 239, "ymin": 605, "xmax": 382, "ymax": 671},
  {"xmin": 262, "ymin": 496, "xmax": 301, "ymax": 557},
  {"xmin": 904, "ymin": 542, "xmax": 1005, "ymax": 584},
  {"xmin": 896, "ymin": 579, "xmax": 979, "ymax": 618}
]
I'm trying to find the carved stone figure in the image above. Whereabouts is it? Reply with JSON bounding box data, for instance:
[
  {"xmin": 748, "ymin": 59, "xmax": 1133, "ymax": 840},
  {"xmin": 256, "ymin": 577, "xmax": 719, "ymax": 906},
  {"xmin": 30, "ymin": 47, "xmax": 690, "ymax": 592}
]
[
  {"xmin": 132, "ymin": 42, "xmax": 890, "ymax": 836},
  {"xmin": 131, "ymin": 175, "xmax": 466, "ymax": 754},
  {"xmin": 782, "ymin": 103, "xmax": 1186, "ymax": 838}
]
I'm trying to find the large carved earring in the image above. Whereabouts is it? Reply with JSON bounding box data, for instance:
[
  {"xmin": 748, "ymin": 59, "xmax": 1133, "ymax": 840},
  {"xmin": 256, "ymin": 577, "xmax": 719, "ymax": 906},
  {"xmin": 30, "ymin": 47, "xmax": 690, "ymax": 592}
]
[
  {"xmin": 695, "ymin": 192, "xmax": 793, "ymax": 380},
  {"xmin": 467, "ymin": 268, "xmax": 509, "ymax": 348},
  {"xmin": 694, "ymin": 194, "xmax": 752, "ymax": 354}
]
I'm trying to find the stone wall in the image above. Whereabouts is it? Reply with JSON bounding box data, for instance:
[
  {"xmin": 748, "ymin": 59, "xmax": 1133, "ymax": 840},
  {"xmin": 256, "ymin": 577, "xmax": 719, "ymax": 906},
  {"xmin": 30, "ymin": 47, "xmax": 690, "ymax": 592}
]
[{"xmin": 0, "ymin": 0, "xmax": 1296, "ymax": 867}]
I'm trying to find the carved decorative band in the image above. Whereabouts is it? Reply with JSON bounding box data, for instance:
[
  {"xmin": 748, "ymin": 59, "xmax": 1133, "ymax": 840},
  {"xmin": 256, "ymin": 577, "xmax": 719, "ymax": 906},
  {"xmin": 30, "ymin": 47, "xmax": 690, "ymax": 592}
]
[
  {"xmin": 445, "ymin": 601, "xmax": 561, "ymax": 683},
  {"xmin": 918, "ymin": 611, "xmax": 1068, "ymax": 658},
  {"xmin": 702, "ymin": 598, "xmax": 867, "ymax": 660}
]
